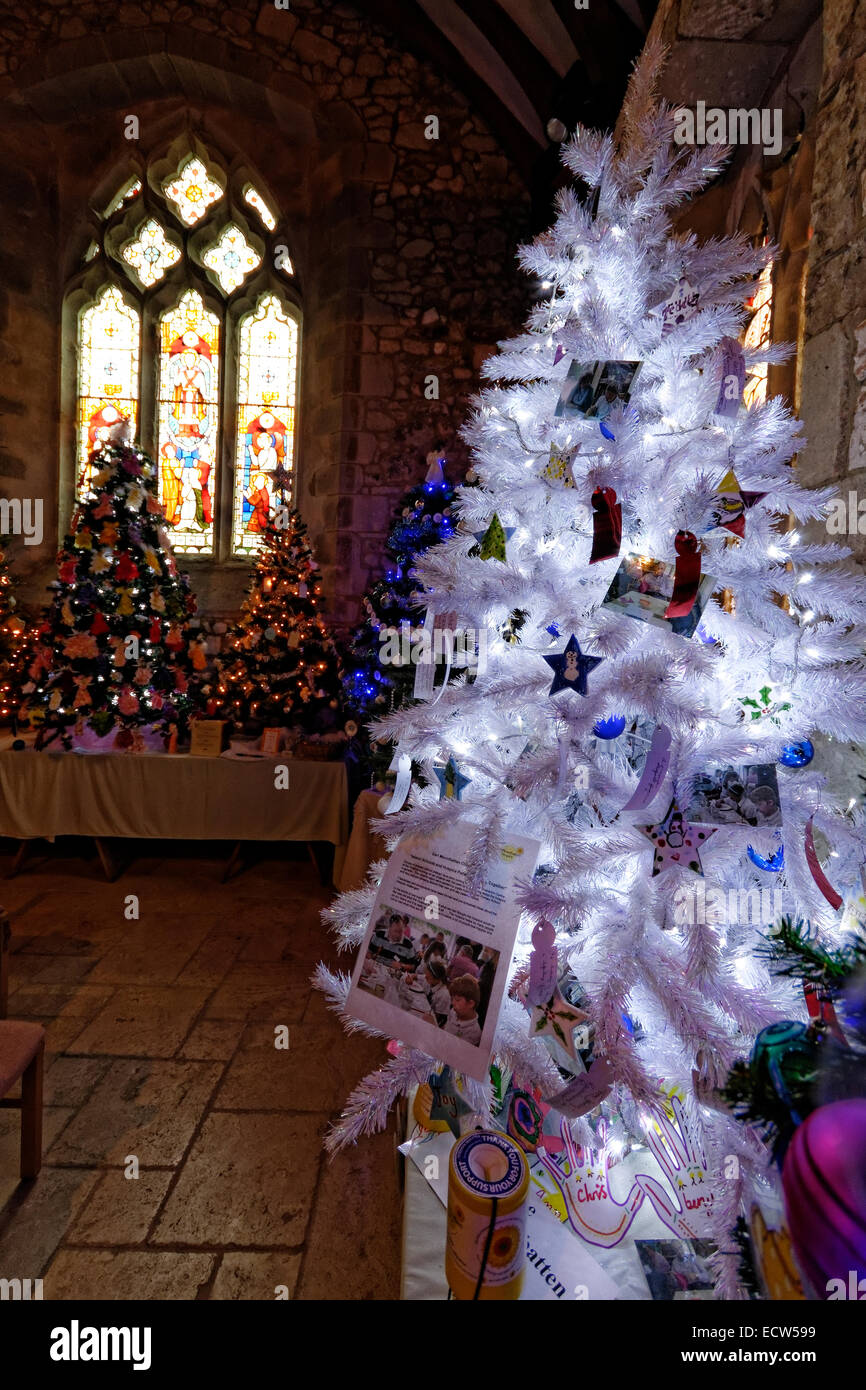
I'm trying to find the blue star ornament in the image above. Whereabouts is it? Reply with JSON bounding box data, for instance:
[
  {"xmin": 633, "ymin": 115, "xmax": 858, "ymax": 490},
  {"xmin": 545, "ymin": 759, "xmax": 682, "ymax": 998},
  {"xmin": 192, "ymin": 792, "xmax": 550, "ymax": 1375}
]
[
  {"xmin": 434, "ymin": 756, "xmax": 471, "ymax": 801},
  {"xmin": 543, "ymin": 633, "xmax": 603, "ymax": 697}
]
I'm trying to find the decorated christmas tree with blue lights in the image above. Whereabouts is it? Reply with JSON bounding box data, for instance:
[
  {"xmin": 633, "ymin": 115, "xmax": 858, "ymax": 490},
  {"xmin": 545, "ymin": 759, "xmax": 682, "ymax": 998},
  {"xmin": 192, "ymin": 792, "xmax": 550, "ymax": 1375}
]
[{"xmin": 343, "ymin": 451, "xmax": 457, "ymax": 720}]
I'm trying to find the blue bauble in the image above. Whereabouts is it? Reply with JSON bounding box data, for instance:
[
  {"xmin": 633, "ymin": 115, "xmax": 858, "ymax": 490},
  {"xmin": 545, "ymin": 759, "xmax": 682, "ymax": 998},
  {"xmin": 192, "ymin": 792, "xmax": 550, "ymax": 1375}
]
[
  {"xmin": 594, "ymin": 714, "xmax": 626, "ymax": 739},
  {"xmin": 779, "ymin": 739, "xmax": 814, "ymax": 768},
  {"xmin": 747, "ymin": 840, "xmax": 785, "ymax": 872},
  {"xmin": 599, "ymin": 420, "xmax": 615, "ymax": 442}
]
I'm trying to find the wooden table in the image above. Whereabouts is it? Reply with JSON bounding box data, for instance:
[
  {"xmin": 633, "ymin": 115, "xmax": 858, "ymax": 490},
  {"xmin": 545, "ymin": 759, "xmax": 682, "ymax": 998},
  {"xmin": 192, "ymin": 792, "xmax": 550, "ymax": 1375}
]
[{"xmin": 0, "ymin": 748, "xmax": 349, "ymax": 883}]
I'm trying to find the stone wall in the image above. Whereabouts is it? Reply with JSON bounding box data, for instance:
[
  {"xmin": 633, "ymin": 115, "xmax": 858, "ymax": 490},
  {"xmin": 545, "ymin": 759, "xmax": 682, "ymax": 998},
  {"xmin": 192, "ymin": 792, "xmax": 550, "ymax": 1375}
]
[
  {"xmin": 648, "ymin": 0, "xmax": 823, "ymax": 412},
  {"xmin": 0, "ymin": 0, "xmax": 531, "ymax": 625},
  {"xmin": 800, "ymin": 0, "xmax": 866, "ymax": 563}
]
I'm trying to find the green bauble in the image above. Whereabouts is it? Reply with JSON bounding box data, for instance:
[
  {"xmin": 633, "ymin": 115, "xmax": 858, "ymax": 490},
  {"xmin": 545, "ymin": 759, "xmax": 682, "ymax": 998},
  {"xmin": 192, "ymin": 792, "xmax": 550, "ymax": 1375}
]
[{"xmin": 749, "ymin": 1021, "xmax": 819, "ymax": 1127}]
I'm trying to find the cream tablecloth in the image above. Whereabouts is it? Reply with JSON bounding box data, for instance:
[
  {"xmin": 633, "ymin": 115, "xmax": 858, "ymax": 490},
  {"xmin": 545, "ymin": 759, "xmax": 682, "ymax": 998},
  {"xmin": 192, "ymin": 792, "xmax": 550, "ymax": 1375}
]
[{"xmin": 0, "ymin": 750, "xmax": 349, "ymax": 845}]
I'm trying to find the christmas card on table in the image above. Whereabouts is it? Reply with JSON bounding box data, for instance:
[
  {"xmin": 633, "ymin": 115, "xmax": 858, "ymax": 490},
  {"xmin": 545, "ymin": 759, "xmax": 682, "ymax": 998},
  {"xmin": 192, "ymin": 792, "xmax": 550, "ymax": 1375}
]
[{"xmin": 347, "ymin": 821, "xmax": 539, "ymax": 1081}]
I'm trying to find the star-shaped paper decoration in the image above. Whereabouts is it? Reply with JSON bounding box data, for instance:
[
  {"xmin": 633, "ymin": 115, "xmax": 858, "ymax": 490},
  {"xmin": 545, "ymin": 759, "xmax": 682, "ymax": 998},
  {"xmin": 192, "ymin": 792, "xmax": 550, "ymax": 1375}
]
[
  {"xmin": 640, "ymin": 799, "xmax": 717, "ymax": 877},
  {"xmin": 528, "ymin": 984, "xmax": 590, "ymax": 1061},
  {"xmin": 429, "ymin": 1066, "xmax": 473, "ymax": 1138},
  {"xmin": 266, "ymin": 462, "xmax": 293, "ymax": 500},
  {"xmin": 709, "ymin": 468, "xmax": 766, "ymax": 538},
  {"xmin": 543, "ymin": 633, "xmax": 603, "ymax": 697},
  {"xmin": 472, "ymin": 513, "xmax": 516, "ymax": 562},
  {"xmin": 541, "ymin": 443, "xmax": 578, "ymax": 489},
  {"xmin": 434, "ymin": 756, "xmax": 471, "ymax": 801}
]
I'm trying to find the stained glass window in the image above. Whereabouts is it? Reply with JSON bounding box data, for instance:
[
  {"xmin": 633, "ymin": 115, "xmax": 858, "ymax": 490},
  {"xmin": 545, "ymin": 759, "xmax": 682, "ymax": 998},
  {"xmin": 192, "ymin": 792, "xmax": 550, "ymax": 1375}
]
[
  {"xmin": 121, "ymin": 219, "xmax": 181, "ymax": 288},
  {"xmin": 743, "ymin": 256, "xmax": 773, "ymax": 409},
  {"xmin": 156, "ymin": 291, "xmax": 221, "ymax": 555},
  {"xmin": 202, "ymin": 224, "xmax": 262, "ymax": 294},
  {"xmin": 163, "ymin": 157, "xmax": 223, "ymax": 226},
  {"xmin": 233, "ymin": 294, "xmax": 298, "ymax": 554},
  {"xmin": 105, "ymin": 178, "xmax": 142, "ymax": 215},
  {"xmin": 244, "ymin": 185, "xmax": 276, "ymax": 231},
  {"xmin": 70, "ymin": 152, "xmax": 298, "ymax": 556},
  {"xmin": 77, "ymin": 286, "xmax": 140, "ymax": 493}
]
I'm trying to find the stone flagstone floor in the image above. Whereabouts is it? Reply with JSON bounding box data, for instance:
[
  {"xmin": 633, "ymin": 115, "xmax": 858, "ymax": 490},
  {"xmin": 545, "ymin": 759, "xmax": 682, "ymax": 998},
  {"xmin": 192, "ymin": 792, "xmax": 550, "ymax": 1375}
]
[{"xmin": 0, "ymin": 840, "xmax": 402, "ymax": 1300}]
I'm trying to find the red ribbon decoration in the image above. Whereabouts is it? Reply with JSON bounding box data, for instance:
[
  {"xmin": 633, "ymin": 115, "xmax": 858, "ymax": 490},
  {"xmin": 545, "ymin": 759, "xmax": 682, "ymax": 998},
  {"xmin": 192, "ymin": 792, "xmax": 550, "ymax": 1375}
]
[
  {"xmin": 803, "ymin": 982, "xmax": 847, "ymax": 1045},
  {"xmin": 589, "ymin": 487, "xmax": 622, "ymax": 564},
  {"xmin": 664, "ymin": 531, "xmax": 701, "ymax": 618},
  {"xmin": 804, "ymin": 816, "xmax": 843, "ymax": 910}
]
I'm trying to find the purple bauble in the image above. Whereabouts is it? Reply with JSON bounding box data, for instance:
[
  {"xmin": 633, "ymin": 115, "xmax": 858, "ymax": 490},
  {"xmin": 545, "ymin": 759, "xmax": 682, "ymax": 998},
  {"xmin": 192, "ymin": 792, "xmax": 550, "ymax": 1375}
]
[{"xmin": 782, "ymin": 1098, "xmax": 866, "ymax": 1298}]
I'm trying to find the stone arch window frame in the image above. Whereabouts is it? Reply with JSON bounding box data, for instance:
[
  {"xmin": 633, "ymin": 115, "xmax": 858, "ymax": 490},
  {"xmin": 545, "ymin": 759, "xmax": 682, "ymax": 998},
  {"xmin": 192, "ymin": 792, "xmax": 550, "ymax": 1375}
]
[{"xmin": 60, "ymin": 138, "xmax": 301, "ymax": 567}]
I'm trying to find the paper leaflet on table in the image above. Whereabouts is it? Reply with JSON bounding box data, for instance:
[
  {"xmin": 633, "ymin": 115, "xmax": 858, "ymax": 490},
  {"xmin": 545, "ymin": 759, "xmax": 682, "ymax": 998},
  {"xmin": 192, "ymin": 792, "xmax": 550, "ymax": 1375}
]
[
  {"xmin": 346, "ymin": 820, "xmax": 540, "ymax": 1082},
  {"xmin": 399, "ymin": 1126, "xmax": 621, "ymax": 1300}
]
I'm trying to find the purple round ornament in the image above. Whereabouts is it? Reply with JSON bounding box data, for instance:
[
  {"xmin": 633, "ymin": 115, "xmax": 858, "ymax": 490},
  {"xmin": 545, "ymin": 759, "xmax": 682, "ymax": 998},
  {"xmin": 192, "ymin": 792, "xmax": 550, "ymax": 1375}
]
[{"xmin": 782, "ymin": 1098, "xmax": 866, "ymax": 1298}]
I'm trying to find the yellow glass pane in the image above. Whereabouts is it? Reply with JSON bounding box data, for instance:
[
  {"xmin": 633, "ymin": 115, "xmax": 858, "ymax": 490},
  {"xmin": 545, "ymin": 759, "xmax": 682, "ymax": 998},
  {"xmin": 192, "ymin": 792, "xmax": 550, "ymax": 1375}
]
[
  {"xmin": 121, "ymin": 218, "xmax": 181, "ymax": 288},
  {"xmin": 232, "ymin": 294, "xmax": 298, "ymax": 555},
  {"xmin": 156, "ymin": 290, "xmax": 220, "ymax": 555},
  {"xmin": 163, "ymin": 157, "xmax": 222, "ymax": 227},
  {"xmin": 743, "ymin": 258, "xmax": 773, "ymax": 409},
  {"xmin": 77, "ymin": 285, "xmax": 140, "ymax": 494},
  {"xmin": 244, "ymin": 185, "xmax": 276, "ymax": 232}
]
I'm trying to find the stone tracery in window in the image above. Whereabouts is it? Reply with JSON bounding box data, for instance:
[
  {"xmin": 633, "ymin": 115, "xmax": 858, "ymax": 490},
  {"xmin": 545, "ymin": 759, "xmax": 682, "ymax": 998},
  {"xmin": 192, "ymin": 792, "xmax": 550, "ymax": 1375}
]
[
  {"xmin": 73, "ymin": 154, "xmax": 298, "ymax": 560},
  {"xmin": 162, "ymin": 156, "xmax": 223, "ymax": 227},
  {"xmin": 743, "ymin": 252, "xmax": 773, "ymax": 409},
  {"xmin": 121, "ymin": 218, "xmax": 181, "ymax": 288}
]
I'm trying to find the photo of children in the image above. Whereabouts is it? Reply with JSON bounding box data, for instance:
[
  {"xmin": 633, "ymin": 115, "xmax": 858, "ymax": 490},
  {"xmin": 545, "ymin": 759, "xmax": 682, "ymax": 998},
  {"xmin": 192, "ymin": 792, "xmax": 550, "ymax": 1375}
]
[
  {"xmin": 357, "ymin": 912, "xmax": 499, "ymax": 1045},
  {"xmin": 636, "ymin": 1239, "xmax": 715, "ymax": 1300},
  {"xmin": 685, "ymin": 763, "xmax": 783, "ymax": 828},
  {"xmin": 554, "ymin": 359, "xmax": 642, "ymax": 421},
  {"xmin": 602, "ymin": 552, "xmax": 718, "ymax": 640}
]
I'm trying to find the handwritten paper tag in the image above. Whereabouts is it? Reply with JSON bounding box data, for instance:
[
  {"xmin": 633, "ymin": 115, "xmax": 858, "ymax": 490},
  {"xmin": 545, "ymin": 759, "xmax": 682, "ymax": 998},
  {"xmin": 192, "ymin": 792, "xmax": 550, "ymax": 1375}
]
[
  {"xmin": 527, "ymin": 920, "xmax": 559, "ymax": 1007},
  {"xmin": 545, "ymin": 1058, "xmax": 614, "ymax": 1118},
  {"xmin": 384, "ymin": 753, "xmax": 412, "ymax": 815},
  {"xmin": 621, "ymin": 726, "xmax": 672, "ymax": 813}
]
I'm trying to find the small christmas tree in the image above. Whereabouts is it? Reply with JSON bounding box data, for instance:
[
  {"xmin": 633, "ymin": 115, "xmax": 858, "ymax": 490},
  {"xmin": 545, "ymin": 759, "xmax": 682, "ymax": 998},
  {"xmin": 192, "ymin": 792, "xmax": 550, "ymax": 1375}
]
[
  {"xmin": 343, "ymin": 451, "xmax": 457, "ymax": 718},
  {"xmin": 15, "ymin": 430, "xmax": 202, "ymax": 750},
  {"xmin": 0, "ymin": 539, "xmax": 26, "ymax": 723},
  {"xmin": 212, "ymin": 507, "xmax": 346, "ymax": 737}
]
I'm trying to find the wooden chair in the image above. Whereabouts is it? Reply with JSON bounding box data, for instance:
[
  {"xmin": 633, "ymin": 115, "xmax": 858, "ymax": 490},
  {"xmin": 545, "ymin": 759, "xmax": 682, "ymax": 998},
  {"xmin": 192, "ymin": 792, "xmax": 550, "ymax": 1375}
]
[{"xmin": 0, "ymin": 1021, "xmax": 45, "ymax": 1179}]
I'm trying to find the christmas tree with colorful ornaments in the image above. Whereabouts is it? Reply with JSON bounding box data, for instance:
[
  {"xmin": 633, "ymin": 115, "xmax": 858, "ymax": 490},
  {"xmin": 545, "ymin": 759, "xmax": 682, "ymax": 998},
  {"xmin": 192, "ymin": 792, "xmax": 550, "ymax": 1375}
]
[
  {"xmin": 15, "ymin": 426, "xmax": 202, "ymax": 750},
  {"xmin": 318, "ymin": 44, "xmax": 866, "ymax": 1300},
  {"xmin": 210, "ymin": 506, "xmax": 347, "ymax": 743},
  {"xmin": 0, "ymin": 538, "xmax": 26, "ymax": 723},
  {"xmin": 343, "ymin": 451, "xmax": 457, "ymax": 719}
]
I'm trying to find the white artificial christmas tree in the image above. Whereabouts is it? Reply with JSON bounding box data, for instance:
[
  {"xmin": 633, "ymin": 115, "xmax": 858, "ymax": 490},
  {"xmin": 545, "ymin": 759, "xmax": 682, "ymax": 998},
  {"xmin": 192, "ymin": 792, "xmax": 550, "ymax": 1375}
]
[{"xmin": 317, "ymin": 46, "xmax": 866, "ymax": 1296}]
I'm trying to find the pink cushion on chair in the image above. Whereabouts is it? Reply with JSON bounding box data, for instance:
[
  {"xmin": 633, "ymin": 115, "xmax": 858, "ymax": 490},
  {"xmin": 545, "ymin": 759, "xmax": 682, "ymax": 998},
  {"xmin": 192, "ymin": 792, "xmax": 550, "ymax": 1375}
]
[{"xmin": 0, "ymin": 1021, "xmax": 45, "ymax": 1095}]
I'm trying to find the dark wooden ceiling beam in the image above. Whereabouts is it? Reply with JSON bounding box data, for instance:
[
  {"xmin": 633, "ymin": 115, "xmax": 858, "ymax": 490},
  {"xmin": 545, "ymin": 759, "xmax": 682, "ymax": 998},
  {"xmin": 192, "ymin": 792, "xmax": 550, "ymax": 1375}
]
[
  {"xmin": 354, "ymin": 0, "xmax": 543, "ymax": 183},
  {"xmin": 550, "ymin": 0, "xmax": 646, "ymax": 129},
  {"xmin": 551, "ymin": 0, "xmax": 642, "ymax": 84},
  {"xmin": 456, "ymin": 0, "xmax": 563, "ymax": 129}
]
